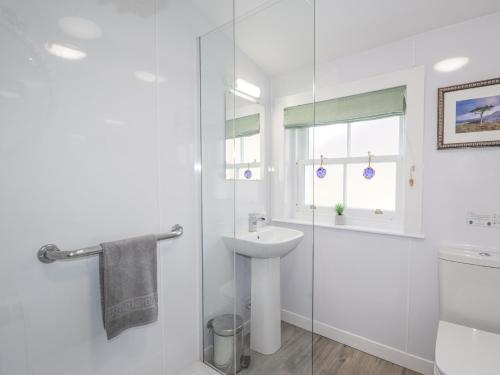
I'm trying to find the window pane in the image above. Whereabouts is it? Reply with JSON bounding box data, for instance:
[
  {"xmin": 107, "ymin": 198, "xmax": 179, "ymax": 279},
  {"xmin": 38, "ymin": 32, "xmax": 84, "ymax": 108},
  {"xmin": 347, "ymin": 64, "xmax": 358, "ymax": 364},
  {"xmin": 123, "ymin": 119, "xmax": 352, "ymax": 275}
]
[
  {"xmin": 350, "ymin": 116, "xmax": 400, "ymax": 157},
  {"xmin": 308, "ymin": 124, "xmax": 348, "ymax": 159},
  {"xmin": 346, "ymin": 162, "xmax": 396, "ymax": 210},
  {"xmin": 225, "ymin": 138, "xmax": 241, "ymax": 164},
  {"xmin": 242, "ymin": 134, "xmax": 260, "ymax": 163},
  {"xmin": 304, "ymin": 164, "xmax": 343, "ymax": 208}
]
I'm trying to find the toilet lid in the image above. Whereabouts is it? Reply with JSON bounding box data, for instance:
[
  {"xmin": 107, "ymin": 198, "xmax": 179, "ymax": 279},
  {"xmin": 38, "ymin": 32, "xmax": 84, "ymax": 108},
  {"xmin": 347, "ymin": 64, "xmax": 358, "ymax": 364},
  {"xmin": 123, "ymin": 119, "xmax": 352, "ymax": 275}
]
[{"xmin": 435, "ymin": 321, "xmax": 500, "ymax": 375}]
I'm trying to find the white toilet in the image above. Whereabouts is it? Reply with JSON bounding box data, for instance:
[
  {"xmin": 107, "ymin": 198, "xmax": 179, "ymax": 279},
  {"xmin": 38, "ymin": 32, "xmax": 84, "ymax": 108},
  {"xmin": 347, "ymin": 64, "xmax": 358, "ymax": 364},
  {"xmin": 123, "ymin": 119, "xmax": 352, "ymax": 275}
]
[{"xmin": 435, "ymin": 247, "xmax": 500, "ymax": 374}]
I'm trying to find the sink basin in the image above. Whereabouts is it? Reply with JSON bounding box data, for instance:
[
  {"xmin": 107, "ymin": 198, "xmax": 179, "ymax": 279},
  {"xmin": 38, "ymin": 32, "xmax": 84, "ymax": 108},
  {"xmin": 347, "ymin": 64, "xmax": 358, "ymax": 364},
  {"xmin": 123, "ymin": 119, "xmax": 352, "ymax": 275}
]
[
  {"xmin": 222, "ymin": 225, "xmax": 304, "ymax": 355},
  {"xmin": 223, "ymin": 226, "xmax": 304, "ymax": 259}
]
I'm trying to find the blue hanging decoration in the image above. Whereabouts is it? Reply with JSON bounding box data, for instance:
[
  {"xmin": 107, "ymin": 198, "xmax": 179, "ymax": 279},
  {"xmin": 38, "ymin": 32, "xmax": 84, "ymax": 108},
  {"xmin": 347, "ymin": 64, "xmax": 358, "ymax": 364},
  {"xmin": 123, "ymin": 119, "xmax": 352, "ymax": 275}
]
[
  {"xmin": 363, "ymin": 151, "xmax": 375, "ymax": 179},
  {"xmin": 316, "ymin": 155, "xmax": 327, "ymax": 178},
  {"xmin": 244, "ymin": 163, "xmax": 252, "ymax": 179}
]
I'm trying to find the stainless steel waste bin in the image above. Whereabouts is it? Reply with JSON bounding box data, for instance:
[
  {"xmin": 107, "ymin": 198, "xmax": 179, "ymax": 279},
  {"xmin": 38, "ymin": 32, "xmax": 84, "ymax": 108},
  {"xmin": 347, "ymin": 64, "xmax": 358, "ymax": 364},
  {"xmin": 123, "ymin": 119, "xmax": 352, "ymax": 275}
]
[{"xmin": 208, "ymin": 314, "xmax": 244, "ymax": 373}]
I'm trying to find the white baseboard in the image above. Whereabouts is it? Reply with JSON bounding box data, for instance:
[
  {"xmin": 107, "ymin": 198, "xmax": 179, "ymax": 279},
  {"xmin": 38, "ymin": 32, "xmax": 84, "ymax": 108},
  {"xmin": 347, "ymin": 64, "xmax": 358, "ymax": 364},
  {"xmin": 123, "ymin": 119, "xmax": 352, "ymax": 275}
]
[{"xmin": 281, "ymin": 309, "xmax": 434, "ymax": 375}]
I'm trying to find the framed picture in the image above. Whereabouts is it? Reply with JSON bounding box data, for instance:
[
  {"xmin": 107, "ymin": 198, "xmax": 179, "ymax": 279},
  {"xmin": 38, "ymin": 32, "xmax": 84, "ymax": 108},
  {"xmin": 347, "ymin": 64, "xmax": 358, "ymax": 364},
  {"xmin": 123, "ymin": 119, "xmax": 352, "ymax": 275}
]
[{"xmin": 438, "ymin": 77, "xmax": 500, "ymax": 149}]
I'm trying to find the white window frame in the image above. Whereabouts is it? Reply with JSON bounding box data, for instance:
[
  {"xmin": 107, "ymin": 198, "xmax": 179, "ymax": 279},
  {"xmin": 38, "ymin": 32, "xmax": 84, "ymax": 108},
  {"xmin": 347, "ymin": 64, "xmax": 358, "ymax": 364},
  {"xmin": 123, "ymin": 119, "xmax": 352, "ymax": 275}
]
[
  {"xmin": 270, "ymin": 66, "xmax": 425, "ymax": 235},
  {"xmin": 295, "ymin": 116, "xmax": 405, "ymax": 227}
]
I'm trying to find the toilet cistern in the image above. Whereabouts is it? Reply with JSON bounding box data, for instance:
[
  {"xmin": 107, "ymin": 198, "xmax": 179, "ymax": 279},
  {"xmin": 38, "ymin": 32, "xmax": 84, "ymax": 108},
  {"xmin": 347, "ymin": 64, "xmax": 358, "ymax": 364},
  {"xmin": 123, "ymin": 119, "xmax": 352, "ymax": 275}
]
[
  {"xmin": 435, "ymin": 246, "xmax": 500, "ymax": 375},
  {"xmin": 248, "ymin": 213, "xmax": 266, "ymax": 232}
]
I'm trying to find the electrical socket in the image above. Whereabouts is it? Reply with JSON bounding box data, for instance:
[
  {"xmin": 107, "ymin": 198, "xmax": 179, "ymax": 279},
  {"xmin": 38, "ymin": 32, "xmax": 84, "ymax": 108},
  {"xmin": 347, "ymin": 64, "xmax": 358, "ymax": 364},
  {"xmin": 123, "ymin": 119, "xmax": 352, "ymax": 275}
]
[{"xmin": 466, "ymin": 212, "xmax": 495, "ymax": 228}]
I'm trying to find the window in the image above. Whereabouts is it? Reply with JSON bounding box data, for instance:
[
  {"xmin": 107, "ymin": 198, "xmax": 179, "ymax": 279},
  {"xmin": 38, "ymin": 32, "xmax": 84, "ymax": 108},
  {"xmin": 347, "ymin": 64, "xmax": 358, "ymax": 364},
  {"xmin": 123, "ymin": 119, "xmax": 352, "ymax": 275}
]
[
  {"xmin": 276, "ymin": 67, "xmax": 425, "ymax": 234},
  {"xmin": 297, "ymin": 115, "xmax": 403, "ymax": 221},
  {"xmin": 225, "ymin": 133, "xmax": 261, "ymax": 180}
]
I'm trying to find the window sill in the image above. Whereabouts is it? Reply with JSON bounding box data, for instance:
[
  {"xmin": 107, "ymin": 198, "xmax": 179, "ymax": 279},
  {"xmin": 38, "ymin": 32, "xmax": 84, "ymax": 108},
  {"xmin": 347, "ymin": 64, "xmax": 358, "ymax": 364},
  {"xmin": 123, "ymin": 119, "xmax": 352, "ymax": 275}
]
[{"xmin": 271, "ymin": 218, "xmax": 425, "ymax": 239}]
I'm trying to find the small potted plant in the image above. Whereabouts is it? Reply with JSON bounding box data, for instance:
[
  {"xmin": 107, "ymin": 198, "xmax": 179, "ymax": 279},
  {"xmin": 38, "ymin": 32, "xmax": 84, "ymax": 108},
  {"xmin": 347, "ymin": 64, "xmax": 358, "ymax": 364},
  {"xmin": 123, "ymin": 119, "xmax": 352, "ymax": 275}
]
[{"xmin": 335, "ymin": 203, "xmax": 346, "ymax": 225}]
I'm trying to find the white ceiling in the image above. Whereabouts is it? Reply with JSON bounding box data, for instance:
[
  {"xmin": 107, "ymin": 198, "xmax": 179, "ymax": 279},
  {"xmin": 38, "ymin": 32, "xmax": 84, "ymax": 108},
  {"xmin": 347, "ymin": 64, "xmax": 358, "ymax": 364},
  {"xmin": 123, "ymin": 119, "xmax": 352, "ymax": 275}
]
[{"xmin": 190, "ymin": 0, "xmax": 500, "ymax": 76}]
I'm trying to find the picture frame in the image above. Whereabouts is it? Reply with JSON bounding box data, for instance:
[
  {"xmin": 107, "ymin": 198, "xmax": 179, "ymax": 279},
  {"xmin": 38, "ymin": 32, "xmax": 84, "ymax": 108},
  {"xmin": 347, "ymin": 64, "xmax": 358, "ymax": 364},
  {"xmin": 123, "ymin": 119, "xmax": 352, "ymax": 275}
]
[{"xmin": 437, "ymin": 77, "xmax": 500, "ymax": 149}]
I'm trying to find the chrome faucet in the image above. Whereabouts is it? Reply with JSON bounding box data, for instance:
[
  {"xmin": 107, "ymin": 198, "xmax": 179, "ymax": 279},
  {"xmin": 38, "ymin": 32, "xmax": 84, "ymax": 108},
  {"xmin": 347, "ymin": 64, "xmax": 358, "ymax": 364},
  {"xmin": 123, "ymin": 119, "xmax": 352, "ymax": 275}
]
[{"xmin": 248, "ymin": 213, "xmax": 266, "ymax": 232}]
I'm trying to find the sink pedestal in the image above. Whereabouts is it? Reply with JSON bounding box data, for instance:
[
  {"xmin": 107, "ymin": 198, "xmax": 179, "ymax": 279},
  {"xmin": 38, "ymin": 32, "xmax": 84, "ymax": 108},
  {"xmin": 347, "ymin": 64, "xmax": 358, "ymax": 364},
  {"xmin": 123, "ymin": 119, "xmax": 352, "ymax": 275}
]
[
  {"xmin": 222, "ymin": 226, "xmax": 304, "ymax": 355},
  {"xmin": 250, "ymin": 257, "xmax": 281, "ymax": 355}
]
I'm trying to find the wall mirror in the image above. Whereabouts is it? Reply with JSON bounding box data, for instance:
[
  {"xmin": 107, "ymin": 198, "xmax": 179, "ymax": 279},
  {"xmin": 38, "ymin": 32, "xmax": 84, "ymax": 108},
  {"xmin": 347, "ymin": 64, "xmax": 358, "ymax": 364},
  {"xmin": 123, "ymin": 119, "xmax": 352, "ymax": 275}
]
[{"xmin": 225, "ymin": 90, "xmax": 264, "ymax": 181}]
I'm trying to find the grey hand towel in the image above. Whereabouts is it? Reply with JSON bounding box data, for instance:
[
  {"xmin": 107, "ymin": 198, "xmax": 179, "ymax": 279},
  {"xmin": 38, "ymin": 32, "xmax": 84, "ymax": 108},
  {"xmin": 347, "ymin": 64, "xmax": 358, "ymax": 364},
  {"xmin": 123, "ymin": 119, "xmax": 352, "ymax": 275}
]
[{"xmin": 99, "ymin": 234, "xmax": 158, "ymax": 340}]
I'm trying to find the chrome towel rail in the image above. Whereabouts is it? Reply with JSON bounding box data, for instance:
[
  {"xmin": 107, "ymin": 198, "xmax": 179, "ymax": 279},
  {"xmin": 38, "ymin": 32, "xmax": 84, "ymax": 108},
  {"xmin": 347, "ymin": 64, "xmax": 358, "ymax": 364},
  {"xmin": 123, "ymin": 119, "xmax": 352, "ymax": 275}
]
[{"xmin": 37, "ymin": 224, "xmax": 183, "ymax": 264}]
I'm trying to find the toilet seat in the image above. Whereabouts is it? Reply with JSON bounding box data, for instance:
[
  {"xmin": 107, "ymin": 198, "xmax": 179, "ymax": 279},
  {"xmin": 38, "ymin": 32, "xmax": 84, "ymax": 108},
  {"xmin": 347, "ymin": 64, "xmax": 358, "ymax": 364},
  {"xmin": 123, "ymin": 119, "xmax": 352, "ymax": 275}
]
[{"xmin": 435, "ymin": 321, "xmax": 500, "ymax": 375}]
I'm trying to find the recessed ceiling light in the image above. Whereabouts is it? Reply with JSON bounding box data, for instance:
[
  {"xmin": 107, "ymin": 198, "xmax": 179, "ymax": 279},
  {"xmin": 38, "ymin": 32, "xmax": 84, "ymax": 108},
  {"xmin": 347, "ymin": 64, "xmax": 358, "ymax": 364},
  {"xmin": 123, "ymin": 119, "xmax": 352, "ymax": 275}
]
[
  {"xmin": 45, "ymin": 43, "xmax": 86, "ymax": 60},
  {"xmin": 134, "ymin": 70, "xmax": 165, "ymax": 83},
  {"xmin": 58, "ymin": 17, "xmax": 102, "ymax": 40},
  {"xmin": 433, "ymin": 57, "xmax": 469, "ymax": 73},
  {"xmin": 236, "ymin": 78, "xmax": 260, "ymax": 98}
]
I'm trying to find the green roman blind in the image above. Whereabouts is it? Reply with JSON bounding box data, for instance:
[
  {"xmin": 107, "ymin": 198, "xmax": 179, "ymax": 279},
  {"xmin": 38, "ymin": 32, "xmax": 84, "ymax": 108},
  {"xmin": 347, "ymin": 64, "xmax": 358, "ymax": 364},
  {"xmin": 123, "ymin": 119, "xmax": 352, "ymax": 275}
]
[
  {"xmin": 225, "ymin": 113, "xmax": 260, "ymax": 138},
  {"xmin": 283, "ymin": 86, "xmax": 406, "ymax": 129}
]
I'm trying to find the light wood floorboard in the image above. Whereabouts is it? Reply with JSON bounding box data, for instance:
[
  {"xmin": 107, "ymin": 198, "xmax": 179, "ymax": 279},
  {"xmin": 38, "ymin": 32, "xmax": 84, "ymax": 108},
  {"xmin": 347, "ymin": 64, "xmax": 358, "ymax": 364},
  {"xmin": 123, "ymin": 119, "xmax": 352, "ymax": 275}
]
[{"xmin": 238, "ymin": 322, "xmax": 421, "ymax": 375}]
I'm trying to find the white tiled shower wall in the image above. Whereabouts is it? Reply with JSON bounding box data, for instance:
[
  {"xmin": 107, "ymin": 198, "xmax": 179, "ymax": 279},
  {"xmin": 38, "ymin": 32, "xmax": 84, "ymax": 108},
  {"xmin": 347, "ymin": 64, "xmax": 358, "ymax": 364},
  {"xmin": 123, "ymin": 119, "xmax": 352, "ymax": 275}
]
[{"xmin": 0, "ymin": 1, "xmax": 211, "ymax": 374}]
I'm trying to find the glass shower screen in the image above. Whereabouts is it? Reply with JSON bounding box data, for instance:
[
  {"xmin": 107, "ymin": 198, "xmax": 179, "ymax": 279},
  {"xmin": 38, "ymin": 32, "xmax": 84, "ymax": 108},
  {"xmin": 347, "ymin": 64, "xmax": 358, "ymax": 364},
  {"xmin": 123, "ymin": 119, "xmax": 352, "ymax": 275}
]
[{"xmin": 200, "ymin": 0, "xmax": 315, "ymax": 374}]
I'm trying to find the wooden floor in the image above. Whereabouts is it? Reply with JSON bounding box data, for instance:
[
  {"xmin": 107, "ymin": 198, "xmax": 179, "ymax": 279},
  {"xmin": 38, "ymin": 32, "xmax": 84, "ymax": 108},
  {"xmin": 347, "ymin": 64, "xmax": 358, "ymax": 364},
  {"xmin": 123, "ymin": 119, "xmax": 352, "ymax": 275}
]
[{"xmin": 239, "ymin": 322, "xmax": 421, "ymax": 375}]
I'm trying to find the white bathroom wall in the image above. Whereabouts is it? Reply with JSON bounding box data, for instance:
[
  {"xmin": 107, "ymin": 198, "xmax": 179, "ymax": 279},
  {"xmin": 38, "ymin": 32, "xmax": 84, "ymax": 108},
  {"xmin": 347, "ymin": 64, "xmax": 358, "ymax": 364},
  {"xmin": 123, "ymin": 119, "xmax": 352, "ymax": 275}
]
[
  {"xmin": 274, "ymin": 12, "xmax": 500, "ymax": 373},
  {"xmin": 0, "ymin": 1, "xmax": 210, "ymax": 374}
]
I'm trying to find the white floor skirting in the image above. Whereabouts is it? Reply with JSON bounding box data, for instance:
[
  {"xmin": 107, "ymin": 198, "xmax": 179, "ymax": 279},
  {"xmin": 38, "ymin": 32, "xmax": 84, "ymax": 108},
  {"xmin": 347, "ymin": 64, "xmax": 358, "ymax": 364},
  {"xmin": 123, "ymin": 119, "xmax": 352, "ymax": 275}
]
[{"xmin": 281, "ymin": 309, "xmax": 434, "ymax": 375}]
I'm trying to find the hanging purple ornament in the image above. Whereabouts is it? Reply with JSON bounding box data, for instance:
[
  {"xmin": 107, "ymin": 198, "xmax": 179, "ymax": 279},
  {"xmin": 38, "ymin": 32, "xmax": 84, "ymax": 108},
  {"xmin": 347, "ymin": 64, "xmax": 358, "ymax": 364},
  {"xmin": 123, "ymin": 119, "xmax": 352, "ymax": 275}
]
[
  {"xmin": 363, "ymin": 151, "xmax": 375, "ymax": 180},
  {"xmin": 244, "ymin": 163, "xmax": 252, "ymax": 179},
  {"xmin": 316, "ymin": 167, "xmax": 327, "ymax": 178},
  {"xmin": 363, "ymin": 166, "xmax": 375, "ymax": 179},
  {"xmin": 316, "ymin": 155, "xmax": 327, "ymax": 179}
]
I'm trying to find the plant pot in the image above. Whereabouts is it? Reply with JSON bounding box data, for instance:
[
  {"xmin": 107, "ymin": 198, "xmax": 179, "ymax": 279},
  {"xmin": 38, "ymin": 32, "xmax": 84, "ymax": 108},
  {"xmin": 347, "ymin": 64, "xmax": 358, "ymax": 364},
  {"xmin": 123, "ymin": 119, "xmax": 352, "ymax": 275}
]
[{"xmin": 335, "ymin": 214, "xmax": 346, "ymax": 225}]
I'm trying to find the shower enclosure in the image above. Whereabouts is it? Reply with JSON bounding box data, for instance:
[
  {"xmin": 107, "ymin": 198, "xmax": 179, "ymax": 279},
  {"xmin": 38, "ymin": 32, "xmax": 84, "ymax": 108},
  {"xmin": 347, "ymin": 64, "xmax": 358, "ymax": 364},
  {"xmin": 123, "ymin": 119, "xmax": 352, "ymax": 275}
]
[
  {"xmin": 198, "ymin": 1, "xmax": 426, "ymax": 372},
  {"xmin": 0, "ymin": 1, "xmax": 202, "ymax": 374},
  {"xmin": 199, "ymin": 1, "xmax": 317, "ymax": 373}
]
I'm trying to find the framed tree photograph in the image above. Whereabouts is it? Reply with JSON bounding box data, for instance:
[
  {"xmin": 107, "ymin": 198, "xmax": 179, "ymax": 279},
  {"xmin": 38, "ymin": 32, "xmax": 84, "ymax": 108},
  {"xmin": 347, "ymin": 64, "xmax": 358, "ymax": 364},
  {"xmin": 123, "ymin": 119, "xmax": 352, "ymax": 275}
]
[{"xmin": 438, "ymin": 77, "xmax": 500, "ymax": 149}]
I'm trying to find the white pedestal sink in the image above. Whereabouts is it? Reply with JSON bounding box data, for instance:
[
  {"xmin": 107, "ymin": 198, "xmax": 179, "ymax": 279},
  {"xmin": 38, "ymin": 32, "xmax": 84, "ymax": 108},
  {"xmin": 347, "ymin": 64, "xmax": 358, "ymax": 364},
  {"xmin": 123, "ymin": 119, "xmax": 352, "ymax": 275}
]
[{"xmin": 223, "ymin": 226, "xmax": 303, "ymax": 355}]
